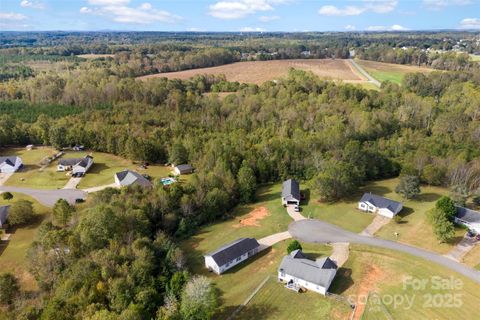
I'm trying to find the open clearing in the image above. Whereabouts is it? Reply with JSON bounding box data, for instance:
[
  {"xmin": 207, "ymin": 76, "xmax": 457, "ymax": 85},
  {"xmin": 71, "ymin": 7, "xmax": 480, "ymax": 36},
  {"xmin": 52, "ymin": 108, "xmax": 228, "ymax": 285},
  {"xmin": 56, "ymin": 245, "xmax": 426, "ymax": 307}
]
[
  {"xmin": 356, "ymin": 60, "xmax": 433, "ymax": 85},
  {"xmin": 138, "ymin": 59, "xmax": 367, "ymax": 84},
  {"xmin": 346, "ymin": 245, "xmax": 480, "ymax": 320},
  {"xmin": 305, "ymin": 178, "xmax": 465, "ymax": 254},
  {"xmin": 77, "ymin": 54, "xmax": 115, "ymax": 59},
  {"xmin": 0, "ymin": 193, "xmax": 50, "ymax": 291}
]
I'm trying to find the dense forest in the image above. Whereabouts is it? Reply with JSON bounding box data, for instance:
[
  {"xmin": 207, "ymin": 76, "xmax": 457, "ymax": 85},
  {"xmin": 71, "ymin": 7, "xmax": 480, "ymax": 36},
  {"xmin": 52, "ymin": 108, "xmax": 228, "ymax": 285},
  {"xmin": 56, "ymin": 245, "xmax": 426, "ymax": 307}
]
[{"xmin": 0, "ymin": 32, "xmax": 480, "ymax": 319}]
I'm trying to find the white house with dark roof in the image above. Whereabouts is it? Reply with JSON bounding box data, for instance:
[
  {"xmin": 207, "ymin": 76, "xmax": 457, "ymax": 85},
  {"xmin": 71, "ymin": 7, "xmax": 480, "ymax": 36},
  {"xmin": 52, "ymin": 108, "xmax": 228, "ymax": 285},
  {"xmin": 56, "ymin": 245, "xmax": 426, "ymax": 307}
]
[
  {"xmin": 57, "ymin": 155, "xmax": 93, "ymax": 176},
  {"xmin": 358, "ymin": 193, "xmax": 403, "ymax": 218},
  {"xmin": 204, "ymin": 238, "xmax": 260, "ymax": 274},
  {"xmin": 278, "ymin": 249, "xmax": 337, "ymax": 295},
  {"xmin": 173, "ymin": 164, "xmax": 194, "ymax": 175},
  {"xmin": 0, "ymin": 156, "xmax": 22, "ymax": 173},
  {"xmin": 114, "ymin": 170, "xmax": 152, "ymax": 188},
  {"xmin": 282, "ymin": 179, "xmax": 300, "ymax": 206},
  {"xmin": 455, "ymin": 206, "xmax": 480, "ymax": 233},
  {"xmin": 0, "ymin": 206, "xmax": 10, "ymax": 229}
]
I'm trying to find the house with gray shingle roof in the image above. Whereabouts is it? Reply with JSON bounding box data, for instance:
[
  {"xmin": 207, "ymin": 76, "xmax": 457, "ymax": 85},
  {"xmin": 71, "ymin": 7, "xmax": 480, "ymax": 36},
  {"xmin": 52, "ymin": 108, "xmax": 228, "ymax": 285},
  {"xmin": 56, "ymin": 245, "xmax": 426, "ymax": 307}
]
[
  {"xmin": 0, "ymin": 206, "xmax": 10, "ymax": 229},
  {"xmin": 0, "ymin": 156, "xmax": 22, "ymax": 173},
  {"xmin": 204, "ymin": 238, "xmax": 260, "ymax": 274},
  {"xmin": 57, "ymin": 155, "xmax": 93, "ymax": 176},
  {"xmin": 282, "ymin": 179, "xmax": 300, "ymax": 206},
  {"xmin": 455, "ymin": 206, "xmax": 480, "ymax": 233},
  {"xmin": 278, "ymin": 249, "xmax": 337, "ymax": 295},
  {"xmin": 114, "ymin": 170, "xmax": 152, "ymax": 188},
  {"xmin": 358, "ymin": 193, "xmax": 403, "ymax": 218},
  {"xmin": 173, "ymin": 164, "xmax": 194, "ymax": 175}
]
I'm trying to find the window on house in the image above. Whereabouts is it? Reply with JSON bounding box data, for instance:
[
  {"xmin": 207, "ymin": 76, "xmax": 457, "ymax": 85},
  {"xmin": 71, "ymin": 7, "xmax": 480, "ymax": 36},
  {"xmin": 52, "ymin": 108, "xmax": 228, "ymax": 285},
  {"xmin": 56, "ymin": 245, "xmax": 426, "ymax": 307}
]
[{"xmin": 236, "ymin": 257, "xmax": 241, "ymax": 262}]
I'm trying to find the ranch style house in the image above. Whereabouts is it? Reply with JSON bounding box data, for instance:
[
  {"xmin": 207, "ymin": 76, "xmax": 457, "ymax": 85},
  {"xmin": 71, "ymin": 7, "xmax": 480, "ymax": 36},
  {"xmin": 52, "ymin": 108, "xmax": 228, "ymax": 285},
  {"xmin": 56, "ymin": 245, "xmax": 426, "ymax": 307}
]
[
  {"xmin": 204, "ymin": 238, "xmax": 260, "ymax": 274},
  {"xmin": 358, "ymin": 193, "xmax": 403, "ymax": 218}
]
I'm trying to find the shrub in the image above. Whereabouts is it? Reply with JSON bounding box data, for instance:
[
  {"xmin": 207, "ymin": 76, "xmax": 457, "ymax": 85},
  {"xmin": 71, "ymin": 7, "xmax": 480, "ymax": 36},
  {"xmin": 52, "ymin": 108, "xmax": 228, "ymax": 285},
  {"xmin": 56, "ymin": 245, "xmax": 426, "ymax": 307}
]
[{"xmin": 287, "ymin": 240, "xmax": 302, "ymax": 254}]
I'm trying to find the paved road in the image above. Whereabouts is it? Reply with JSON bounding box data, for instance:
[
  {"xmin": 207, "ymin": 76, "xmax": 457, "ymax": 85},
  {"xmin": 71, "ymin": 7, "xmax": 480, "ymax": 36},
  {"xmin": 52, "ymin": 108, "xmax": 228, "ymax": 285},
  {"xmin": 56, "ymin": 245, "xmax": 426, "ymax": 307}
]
[
  {"xmin": 289, "ymin": 219, "xmax": 480, "ymax": 284},
  {"xmin": 0, "ymin": 186, "xmax": 86, "ymax": 207},
  {"xmin": 348, "ymin": 59, "xmax": 381, "ymax": 87}
]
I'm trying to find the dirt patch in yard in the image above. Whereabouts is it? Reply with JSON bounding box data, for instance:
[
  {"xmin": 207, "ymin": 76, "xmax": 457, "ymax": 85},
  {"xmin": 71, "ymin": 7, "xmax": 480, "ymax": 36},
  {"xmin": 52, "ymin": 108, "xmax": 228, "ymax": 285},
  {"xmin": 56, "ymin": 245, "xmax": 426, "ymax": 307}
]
[
  {"xmin": 233, "ymin": 206, "xmax": 269, "ymax": 228},
  {"xmin": 353, "ymin": 264, "xmax": 387, "ymax": 320}
]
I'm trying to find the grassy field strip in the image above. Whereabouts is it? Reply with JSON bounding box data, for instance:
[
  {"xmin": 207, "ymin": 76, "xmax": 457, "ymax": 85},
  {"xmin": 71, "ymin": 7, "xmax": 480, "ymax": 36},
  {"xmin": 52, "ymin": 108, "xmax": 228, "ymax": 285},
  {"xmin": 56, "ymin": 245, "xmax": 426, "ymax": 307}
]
[{"xmin": 226, "ymin": 275, "xmax": 271, "ymax": 320}]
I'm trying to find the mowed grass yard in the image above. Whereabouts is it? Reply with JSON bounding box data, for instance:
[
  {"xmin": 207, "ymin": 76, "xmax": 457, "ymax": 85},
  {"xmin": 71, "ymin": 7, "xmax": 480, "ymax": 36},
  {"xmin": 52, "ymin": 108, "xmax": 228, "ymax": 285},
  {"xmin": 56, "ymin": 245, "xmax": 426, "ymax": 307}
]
[
  {"xmin": 304, "ymin": 178, "xmax": 464, "ymax": 253},
  {"xmin": 463, "ymin": 245, "xmax": 480, "ymax": 270},
  {"xmin": 356, "ymin": 59, "xmax": 433, "ymax": 85},
  {"xmin": 345, "ymin": 245, "xmax": 480, "ymax": 320},
  {"xmin": 138, "ymin": 59, "xmax": 367, "ymax": 84},
  {"xmin": 370, "ymin": 179, "xmax": 465, "ymax": 254},
  {"xmin": 181, "ymin": 183, "xmax": 354, "ymax": 319},
  {"xmin": 1, "ymin": 147, "xmax": 70, "ymax": 189},
  {"xmin": 0, "ymin": 193, "xmax": 50, "ymax": 291}
]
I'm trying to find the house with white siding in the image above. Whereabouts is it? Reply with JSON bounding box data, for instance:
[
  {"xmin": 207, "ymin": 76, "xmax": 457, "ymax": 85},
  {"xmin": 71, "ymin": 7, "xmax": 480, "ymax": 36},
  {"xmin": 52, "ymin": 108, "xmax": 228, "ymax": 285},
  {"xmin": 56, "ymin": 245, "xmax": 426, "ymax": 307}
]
[
  {"xmin": 278, "ymin": 250, "xmax": 337, "ymax": 295},
  {"xmin": 0, "ymin": 156, "xmax": 22, "ymax": 173},
  {"xmin": 455, "ymin": 206, "xmax": 480, "ymax": 234},
  {"xmin": 358, "ymin": 193, "xmax": 403, "ymax": 218},
  {"xmin": 57, "ymin": 155, "xmax": 94, "ymax": 177},
  {"xmin": 204, "ymin": 238, "xmax": 260, "ymax": 274}
]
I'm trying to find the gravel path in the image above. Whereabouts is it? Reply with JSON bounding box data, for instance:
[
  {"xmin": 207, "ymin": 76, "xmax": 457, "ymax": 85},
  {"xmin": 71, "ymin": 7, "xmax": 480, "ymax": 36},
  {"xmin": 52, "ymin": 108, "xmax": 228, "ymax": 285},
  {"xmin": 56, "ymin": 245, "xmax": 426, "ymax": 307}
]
[
  {"xmin": 289, "ymin": 219, "xmax": 480, "ymax": 284},
  {"xmin": 348, "ymin": 59, "xmax": 381, "ymax": 87},
  {"xmin": 0, "ymin": 185, "xmax": 86, "ymax": 207}
]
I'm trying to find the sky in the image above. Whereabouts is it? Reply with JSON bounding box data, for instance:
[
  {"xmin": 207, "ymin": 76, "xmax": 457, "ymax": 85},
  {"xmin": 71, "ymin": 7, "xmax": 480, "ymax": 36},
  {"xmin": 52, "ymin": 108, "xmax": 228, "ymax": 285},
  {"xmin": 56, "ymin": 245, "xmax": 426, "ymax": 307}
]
[{"xmin": 1, "ymin": 0, "xmax": 480, "ymax": 32}]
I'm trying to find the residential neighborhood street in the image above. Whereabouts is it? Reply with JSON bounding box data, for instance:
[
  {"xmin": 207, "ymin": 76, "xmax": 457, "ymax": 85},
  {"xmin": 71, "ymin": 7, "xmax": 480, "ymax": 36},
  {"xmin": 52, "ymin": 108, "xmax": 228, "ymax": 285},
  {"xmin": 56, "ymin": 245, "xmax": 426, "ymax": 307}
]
[
  {"xmin": 289, "ymin": 219, "xmax": 480, "ymax": 284},
  {"xmin": 0, "ymin": 186, "xmax": 86, "ymax": 207}
]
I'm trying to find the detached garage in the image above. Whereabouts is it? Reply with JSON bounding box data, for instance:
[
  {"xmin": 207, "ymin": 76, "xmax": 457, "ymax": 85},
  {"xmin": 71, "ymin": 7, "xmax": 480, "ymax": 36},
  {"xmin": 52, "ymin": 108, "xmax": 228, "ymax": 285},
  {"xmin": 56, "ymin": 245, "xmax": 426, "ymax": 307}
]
[{"xmin": 282, "ymin": 179, "xmax": 301, "ymax": 206}]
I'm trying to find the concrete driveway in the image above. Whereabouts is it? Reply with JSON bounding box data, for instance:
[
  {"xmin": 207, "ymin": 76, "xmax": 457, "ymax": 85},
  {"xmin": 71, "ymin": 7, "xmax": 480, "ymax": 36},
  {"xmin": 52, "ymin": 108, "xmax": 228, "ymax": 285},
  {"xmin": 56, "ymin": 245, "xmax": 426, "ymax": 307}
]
[
  {"xmin": 289, "ymin": 219, "xmax": 480, "ymax": 284},
  {"xmin": 258, "ymin": 231, "xmax": 292, "ymax": 251},
  {"xmin": 83, "ymin": 183, "xmax": 119, "ymax": 193},
  {"xmin": 0, "ymin": 173, "xmax": 13, "ymax": 186},
  {"xmin": 0, "ymin": 186, "xmax": 86, "ymax": 207},
  {"xmin": 63, "ymin": 177, "xmax": 82, "ymax": 189},
  {"xmin": 445, "ymin": 236, "xmax": 477, "ymax": 262},
  {"xmin": 286, "ymin": 205, "xmax": 306, "ymax": 221}
]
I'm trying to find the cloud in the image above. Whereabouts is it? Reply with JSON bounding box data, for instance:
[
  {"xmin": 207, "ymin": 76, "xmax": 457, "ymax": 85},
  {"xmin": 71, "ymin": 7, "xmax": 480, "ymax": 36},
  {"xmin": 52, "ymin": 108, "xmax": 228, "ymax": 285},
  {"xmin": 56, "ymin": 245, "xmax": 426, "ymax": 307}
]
[
  {"xmin": 319, "ymin": 0, "xmax": 397, "ymax": 16},
  {"xmin": 0, "ymin": 12, "xmax": 27, "ymax": 20},
  {"xmin": 344, "ymin": 24, "xmax": 356, "ymax": 30},
  {"xmin": 80, "ymin": 0, "xmax": 181, "ymax": 24},
  {"xmin": 87, "ymin": 0, "xmax": 129, "ymax": 4},
  {"xmin": 423, "ymin": 0, "xmax": 472, "ymax": 10},
  {"xmin": 259, "ymin": 15, "xmax": 279, "ymax": 22},
  {"xmin": 20, "ymin": 1, "xmax": 44, "ymax": 9},
  {"xmin": 318, "ymin": 5, "xmax": 365, "ymax": 16},
  {"xmin": 366, "ymin": 24, "xmax": 408, "ymax": 31},
  {"xmin": 209, "ymin": 0, "xmax": 288, "ymax": 20},
  {"xmin": 459, "ymin": 18, "xmax": 480, "ymax": 29},
  {"xmin": 240, "ymin": 26, "xmax": 266, "ymax": 32}
]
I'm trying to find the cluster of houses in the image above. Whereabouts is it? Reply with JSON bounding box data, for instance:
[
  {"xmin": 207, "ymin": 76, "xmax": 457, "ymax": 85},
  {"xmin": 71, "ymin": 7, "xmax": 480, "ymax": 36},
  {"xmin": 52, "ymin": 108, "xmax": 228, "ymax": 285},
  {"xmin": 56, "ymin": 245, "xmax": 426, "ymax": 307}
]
[{"xmin": 203, "ymin": 179, "xmax": 480, "ymax": 297}]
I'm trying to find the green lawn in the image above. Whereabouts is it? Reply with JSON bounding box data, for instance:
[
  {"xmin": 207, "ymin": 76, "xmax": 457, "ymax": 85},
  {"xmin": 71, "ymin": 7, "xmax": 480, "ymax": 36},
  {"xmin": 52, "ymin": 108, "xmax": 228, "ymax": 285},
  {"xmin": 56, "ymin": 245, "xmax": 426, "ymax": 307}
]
[
  {"xmin": 236, "ymin": 276, "xmax": 351, "ymax": 320},
  {"xmin": 470, "ymin": 54, "xmax": 480, "ymax": 62},
  {"xmin": 181, "ymin": 183, "xmax": 292, "ymax": 271},
  {"xmin": 345, "ymin": 245, "xmax": 480, "ymax": 320},
  {"xmin": 64, "ymin": 151, "xmax": 179, "ymax": 189},
  {"xmin": 369, "ymin": 179, "xmax": 465, "ymax": 254},
  {"xmin": 302, "ymin": 184, "xmax": 375, "ymax": 233},
  {"xmin": 356, "ymin": 60, "xmax": 433, "ymax": 85},
  {"xmin": 0, "ymin": 193, "xmax": 50, "ymax": 291},
  {"xmin": 1, "ymin": 147, "xmax": 70, "ymax": 189},
  {"xmin": 180, "ymin": 183, "xmax": 354, "ymax": 319}
]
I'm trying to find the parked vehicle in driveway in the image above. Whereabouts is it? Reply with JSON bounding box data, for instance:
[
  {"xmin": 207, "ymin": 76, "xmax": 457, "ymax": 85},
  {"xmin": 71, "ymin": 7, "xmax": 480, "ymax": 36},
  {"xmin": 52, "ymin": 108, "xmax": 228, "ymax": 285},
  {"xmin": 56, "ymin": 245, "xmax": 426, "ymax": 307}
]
[
  {"xmin": 294, "ymin": 205, "xmax": 300, "ymax": 212},
  {"xmin": 466, "ymin": 230, "xmax": 476, "ymax": 238}
]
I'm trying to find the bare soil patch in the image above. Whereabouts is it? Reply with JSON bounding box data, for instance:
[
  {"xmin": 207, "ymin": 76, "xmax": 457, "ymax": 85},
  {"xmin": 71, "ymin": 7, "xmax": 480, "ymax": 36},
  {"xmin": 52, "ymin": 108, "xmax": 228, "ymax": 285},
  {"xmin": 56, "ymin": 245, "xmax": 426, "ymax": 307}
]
[
  {"xmin": 353, "ymin": 264, "xmax": 387, "ymax": 320},
  {"xmin": 138, "ymin": 59, "xmax": 364, "ymax": 84},
  {"xmin": 234, "ymin": 206, "xmax": 269, "ymax": 228}
]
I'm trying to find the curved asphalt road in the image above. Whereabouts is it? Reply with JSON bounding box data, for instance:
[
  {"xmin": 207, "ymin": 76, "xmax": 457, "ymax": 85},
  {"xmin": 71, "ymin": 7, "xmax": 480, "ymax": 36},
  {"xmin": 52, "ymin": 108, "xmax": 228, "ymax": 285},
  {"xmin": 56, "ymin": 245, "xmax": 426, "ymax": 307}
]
[
  {"xmin": 0, "ymin": 186, "xmax": 86, "ymax": 208},
  {"xmin": 289, "ymin": 219, "xmax": 480, "ymax": 284}
]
